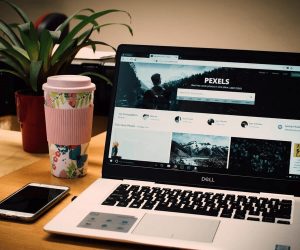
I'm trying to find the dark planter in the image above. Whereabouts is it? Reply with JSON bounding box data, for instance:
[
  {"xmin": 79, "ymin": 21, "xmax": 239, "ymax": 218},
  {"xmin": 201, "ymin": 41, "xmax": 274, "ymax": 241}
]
[{"xmin": 15, "ymin": 90, "xmax": 48, "ymax": 153}]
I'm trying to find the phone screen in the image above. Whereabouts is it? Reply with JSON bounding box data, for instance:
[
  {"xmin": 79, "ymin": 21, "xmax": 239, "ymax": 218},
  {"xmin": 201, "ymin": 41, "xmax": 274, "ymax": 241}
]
[{"xmin": 0, "ymin": 185, "xmax": 66, "ymax": 213}]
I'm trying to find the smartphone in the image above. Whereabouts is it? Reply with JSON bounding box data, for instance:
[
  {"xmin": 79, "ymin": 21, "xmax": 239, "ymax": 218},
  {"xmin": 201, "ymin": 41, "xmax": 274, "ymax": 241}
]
[{"xmin": 0, "ymin": 183, "xmax": 70, "ymax": 222}]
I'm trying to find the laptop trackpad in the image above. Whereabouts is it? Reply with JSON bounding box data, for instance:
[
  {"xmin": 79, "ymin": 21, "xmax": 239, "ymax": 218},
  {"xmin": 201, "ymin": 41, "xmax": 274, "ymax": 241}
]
[{"xmin": 132, "ymin": 213, "xmax": 220, "ymax": 243}]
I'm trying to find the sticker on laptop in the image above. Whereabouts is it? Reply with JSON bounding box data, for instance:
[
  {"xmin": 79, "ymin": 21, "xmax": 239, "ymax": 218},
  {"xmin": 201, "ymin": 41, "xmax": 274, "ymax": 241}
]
[{"xmin": 77, "ymin": 212, "xmax": 137, "ymax": 233}]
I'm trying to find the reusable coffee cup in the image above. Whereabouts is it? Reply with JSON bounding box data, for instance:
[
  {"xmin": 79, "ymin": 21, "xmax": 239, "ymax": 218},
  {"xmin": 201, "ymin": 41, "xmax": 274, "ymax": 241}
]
[{"xmin": 43, "ymin": 75, "xmax": 96, "ymax": 178}]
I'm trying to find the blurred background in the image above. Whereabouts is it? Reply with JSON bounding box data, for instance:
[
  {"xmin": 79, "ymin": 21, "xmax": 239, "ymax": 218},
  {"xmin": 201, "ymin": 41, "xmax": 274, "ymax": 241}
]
[
  {"xmin": 1, "ymin": 0, "xmax": 300, "ymax": 52},
  {"xmin": 1, "ymin": 0, "xmax": 300, "ymax": 134}
]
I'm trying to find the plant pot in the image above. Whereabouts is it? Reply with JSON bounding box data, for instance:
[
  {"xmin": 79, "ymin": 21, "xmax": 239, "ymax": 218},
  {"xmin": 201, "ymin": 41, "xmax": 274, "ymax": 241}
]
[{"xmin": 15, "ymin": 90, "xmax": 48, "ymax": 153}]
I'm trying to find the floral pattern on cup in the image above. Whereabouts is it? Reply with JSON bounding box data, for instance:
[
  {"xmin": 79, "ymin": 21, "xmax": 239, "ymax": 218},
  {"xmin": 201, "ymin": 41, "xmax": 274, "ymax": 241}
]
[
  {"xmin": 45, "ymin": 92, "xmax": 93, "ymax": 109},
  {"xmin": 50, "ymin": 143, "xmax": 89, "ymax": 178}
]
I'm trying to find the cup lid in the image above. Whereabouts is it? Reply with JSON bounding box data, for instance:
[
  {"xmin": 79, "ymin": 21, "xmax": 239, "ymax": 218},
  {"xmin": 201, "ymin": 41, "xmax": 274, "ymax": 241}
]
[{"xmin": 43, "ymin": 75, "xmax": 96, "ymax": 93}]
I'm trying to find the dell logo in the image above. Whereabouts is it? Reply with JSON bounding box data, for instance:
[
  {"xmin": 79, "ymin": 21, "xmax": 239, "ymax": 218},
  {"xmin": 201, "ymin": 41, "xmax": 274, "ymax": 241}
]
[{"xmin": 201, "ymin": 177, "xmax": 215, "ymax": 183}]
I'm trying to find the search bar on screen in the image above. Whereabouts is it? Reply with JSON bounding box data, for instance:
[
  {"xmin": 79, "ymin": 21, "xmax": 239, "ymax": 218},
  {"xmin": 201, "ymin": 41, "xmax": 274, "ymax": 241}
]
[{"xmin": 177, "ymin": 88, "xmax": 255, "ymax": 105}]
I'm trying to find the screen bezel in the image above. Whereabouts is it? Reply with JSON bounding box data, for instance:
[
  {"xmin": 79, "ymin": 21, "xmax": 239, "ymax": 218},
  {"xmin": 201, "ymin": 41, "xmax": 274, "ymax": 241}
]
[
  {"xmin": 102, "ymin": 44, "xmax": 300, "ymax": 196},
  {"xmin": 0, "ymin": 183, "xmax": 69, "ymax": 221}
]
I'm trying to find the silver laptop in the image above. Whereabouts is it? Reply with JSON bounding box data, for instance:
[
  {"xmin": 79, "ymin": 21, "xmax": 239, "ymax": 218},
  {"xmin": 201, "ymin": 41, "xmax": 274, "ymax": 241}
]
[{"xmin": 45, "ymin": 44, "xmax": 300, "ymax": 250}]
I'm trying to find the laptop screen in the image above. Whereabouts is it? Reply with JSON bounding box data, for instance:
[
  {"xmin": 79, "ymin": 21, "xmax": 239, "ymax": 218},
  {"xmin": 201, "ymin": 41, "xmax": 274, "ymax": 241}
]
[{"xmin": 103, "ymin": 45, "xmax": 300, "ymax": 195}]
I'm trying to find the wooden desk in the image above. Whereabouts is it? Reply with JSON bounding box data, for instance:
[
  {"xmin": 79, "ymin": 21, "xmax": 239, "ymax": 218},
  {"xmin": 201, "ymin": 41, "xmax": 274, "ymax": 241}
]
[
  {"xmin": 0, "ymin": 132, "xmax": 156, "ymax": 250},
  {"xmin": 0, "ymin": 132, "xmax": 101, "ymax": 249},
  {"xmin": 0, "ymin": 129, "xmax": 48, "ymax": 177}
]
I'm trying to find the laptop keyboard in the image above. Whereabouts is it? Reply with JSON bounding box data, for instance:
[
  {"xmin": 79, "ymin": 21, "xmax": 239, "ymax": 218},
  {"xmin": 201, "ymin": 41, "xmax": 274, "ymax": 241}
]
[{"xmin": 101, "ymin": 184, "xmax": 292, "ymax": 224}]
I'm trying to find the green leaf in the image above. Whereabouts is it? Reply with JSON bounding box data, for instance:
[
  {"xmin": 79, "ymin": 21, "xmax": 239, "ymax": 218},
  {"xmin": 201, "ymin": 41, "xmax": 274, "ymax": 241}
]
[
  {"xmin": 94, "ymin": 22, "xmax": 133, "ymax": 36},
  {"xmin": 81, "ymin": 71, "xmax": 112, "ymax": 85},
  {"xmin": 89, "ymin": 40, "xmax": 96, "ymax": 53},
  {"xmin": 0, "ymin": 48, "xmax": 30, "ymax": 72},
  {"xmin": 56, "ymin": 8, "xmax": 95, "ymax": 32},
  {"xmin": 66, "ymin": 161, "xmax": 77, "ymax": 178},
  {"xmin": 0, "ymin": 35, "xmax": 12, "ymax": 48},
  {"xmin": 20, "ymin": 22, "xmax": 39, "ymax": 43},
  {"xmin": 0, "ymin": 69, "xmax": 25, "ymax": 81},
  {"xmin": 12, "ymin": 45, "xmax": 29, "ymax": 59},
  {"xmin": 76, "ymin": 27, "xmax": 93, "ymax": 45},
  {"xmin": 52, "ymin": 9, "xmax": 130, "ymax": 63},
  {"xmin": 0, "ymin": 0, "xmax": 30, "ymax": 23},
  {"xmin": 18, "ymin": 22, "xmax": 30, "ymax": 33},
  {"xmin": 0, "ymin": 53, "xmax": 25, "ymax": 76},
  {"xmin": 72, "ymin": 9, "xmax": 131, "ymax": 37},
  {"xmin": 39, "ymin": 29, "xmax": 54, "ymax": 72},
  {"xmin": 59, "ymin": 93, "xmax": 65, "ymax": 105},
  {"xmin": 74, "ymin": 14, "xmax": 100, "ymax": 32},
  {"xmin": 50, "ymin": 38, "xmax": 79, "ymax": 74},
  {"xmin": 50, "ymin": 92, "xmax": 58, "ymax": 99},
  {"xmin": 81, "ymin": 40, "xmax": 116, "ymax": 53},
  {"xmin": 29, "ymin": 60, "xmax": 42, "ymax": 92},
  {"xmin": 55, "ymin": 98, "xmax": 59, "ymax": 108},
  {"xmin": 0, "ymin": 19, "xmax": 23, "ymax": 47},
  {"xmin": 84, "ymin": 94, "xmax": 89, "ymax": 106},
  {"xmin": 49, "ymin": 30, "xmax": 61, "ymax": 43},
  {"xmin": 18, "ymin": 22, "xmax": 39, "ymax": 61},
  {"xmin": 8, "ymin": 22, "xmax": 19, "ymax": 29}
]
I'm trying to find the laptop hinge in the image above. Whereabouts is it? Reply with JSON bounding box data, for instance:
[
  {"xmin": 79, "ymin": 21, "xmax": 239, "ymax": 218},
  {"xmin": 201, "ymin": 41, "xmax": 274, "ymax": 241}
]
[{"xmin": 259, "ymin": 192, "xmax": 294, "ymax": 199}]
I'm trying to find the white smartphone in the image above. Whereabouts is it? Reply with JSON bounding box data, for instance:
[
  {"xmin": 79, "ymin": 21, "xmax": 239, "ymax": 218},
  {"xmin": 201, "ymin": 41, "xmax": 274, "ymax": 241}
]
[{"xmin": 0, "ymin": 183, "xmax": 70, "ymax": 222}]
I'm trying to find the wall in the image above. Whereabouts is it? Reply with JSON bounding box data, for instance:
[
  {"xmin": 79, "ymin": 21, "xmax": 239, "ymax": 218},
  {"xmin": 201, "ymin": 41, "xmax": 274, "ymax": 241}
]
[{"xmin": 1, "ymin": 0, "xmax": 300, "ymax": 52}]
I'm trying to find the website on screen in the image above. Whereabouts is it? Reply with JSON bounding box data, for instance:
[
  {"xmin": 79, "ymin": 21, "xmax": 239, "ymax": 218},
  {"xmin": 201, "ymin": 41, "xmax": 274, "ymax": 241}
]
[{"xmin": 108, "ymin": 54, "xmax": 300, "ymax": 180}]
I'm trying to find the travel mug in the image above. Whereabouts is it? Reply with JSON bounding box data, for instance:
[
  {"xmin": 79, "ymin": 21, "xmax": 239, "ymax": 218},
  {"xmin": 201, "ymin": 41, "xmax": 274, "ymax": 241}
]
[{"xmin": 43, "ymin": 75, "xmax": 96, "ymax": 178}]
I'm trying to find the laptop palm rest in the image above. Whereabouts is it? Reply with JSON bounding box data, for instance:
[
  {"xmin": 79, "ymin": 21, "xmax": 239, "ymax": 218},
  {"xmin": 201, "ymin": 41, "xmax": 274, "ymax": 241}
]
[{"xmin": 133, "ymin": 213, "xmax": 220, "ymax": 243}]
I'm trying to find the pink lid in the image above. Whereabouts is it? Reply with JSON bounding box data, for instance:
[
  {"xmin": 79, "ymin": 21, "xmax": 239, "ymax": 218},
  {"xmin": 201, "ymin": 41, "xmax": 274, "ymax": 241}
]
[{"xmin": 43, "ymin": 75, "xmax": 96, "ymax": 93}]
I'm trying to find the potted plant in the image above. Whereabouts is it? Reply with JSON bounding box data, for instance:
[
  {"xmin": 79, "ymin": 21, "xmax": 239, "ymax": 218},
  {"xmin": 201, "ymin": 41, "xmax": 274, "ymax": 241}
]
[{"xmin": 0, "ymin": 0, "xmax": 132, "ymax": 153}]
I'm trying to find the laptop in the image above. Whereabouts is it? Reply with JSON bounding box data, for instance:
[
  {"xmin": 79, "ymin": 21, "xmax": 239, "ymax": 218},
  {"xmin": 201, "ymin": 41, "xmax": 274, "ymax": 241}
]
[{"xmin": 44, "ymin": 44, "xmax": 300, "ymax": 250}]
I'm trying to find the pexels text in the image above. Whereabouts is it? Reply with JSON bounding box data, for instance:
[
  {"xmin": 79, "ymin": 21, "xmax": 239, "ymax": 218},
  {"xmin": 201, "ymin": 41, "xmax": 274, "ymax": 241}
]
[{"xmin": 204, "ymin": 78, "xmax": 230, "ymax": 85}]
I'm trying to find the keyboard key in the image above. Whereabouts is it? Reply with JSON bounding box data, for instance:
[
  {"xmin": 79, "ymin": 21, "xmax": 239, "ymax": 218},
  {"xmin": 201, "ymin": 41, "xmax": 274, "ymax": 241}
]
[
  {"xmin": 102, "ymin": 199, "xmax": 117, "ymax": 206},
  {"xmin": 141, "ymin": 186, "xmax": 151, "ymax": 192},
  {"xmin": 277, "ymin": 220, "xmax": 290, "ymax": 225},
  {"xmin": 249, "ymin": 209, "xmax": 260, "ymax": 216},
  {"xmin": 220, "ymin": 212, "xmax": 232, "ymax": 218},
  {"xmin": 155, "ymin": 203, "xmax": 169, "ymax": 211},
  {"xmin": 118, "ymin": 184, "xmax": 130, "ymax": 190},
  {"xmin": 142, "ymin": 201, "xmax": 157, "ymax": 210},
  {"xmin": 101, "ymin": 184, "xmax": 293, "ymax": 225},
  {"xmin": 116, "ymin": 201, "xmax": 129, "ymax": 207},
  {"xmin": 234, "ymin": 214, "xmax": 245, "ymax": 220},
  {"xmin": 276, "ymin": 213, "xmax": 291, "ymax": 219},
  {"xmin": 129, "ymin": 202, "xmax": 143, "ymax": 208},
  {"xmin": 195, "ymin": 208, "xmax": 209, "ymax": 216},
  {"xmin": 141, "ymin": 204, "xmax": 153, "ymax": 210},
  {"xmin": 262, "ymin": 216, "xmax": 275, "ymax": 223},
  {"xmin": 247, "ymin": 217, "xmax": 260, "ymax": 221},
  {"xmin": 281, "ymin": 199, "xmax": 292, "ymax": 205},
  {"xmin": 234, "ymin": 210, "xmax": 246, "ymax": 220},
  {"xmin": 207, "ymin": 207, "xmax": 220, "ymax": 217}
]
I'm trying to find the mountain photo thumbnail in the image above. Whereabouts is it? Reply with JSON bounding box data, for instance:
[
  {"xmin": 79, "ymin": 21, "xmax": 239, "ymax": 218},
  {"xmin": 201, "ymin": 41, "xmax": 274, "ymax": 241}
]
[{"xmin": 170, "ymin": 133, "xmax": 230, "ymax": 169}]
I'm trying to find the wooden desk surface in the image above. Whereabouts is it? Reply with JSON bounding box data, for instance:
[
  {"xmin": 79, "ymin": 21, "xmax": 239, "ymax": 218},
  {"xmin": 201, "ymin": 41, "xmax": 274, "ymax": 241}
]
[
  {"xmin": 0, "ymin": 129, "xmax": 48, "ymax": 177},
  {"xmin": 0, "ymin": 132, "xmax": 155, "ymax": 250}
]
